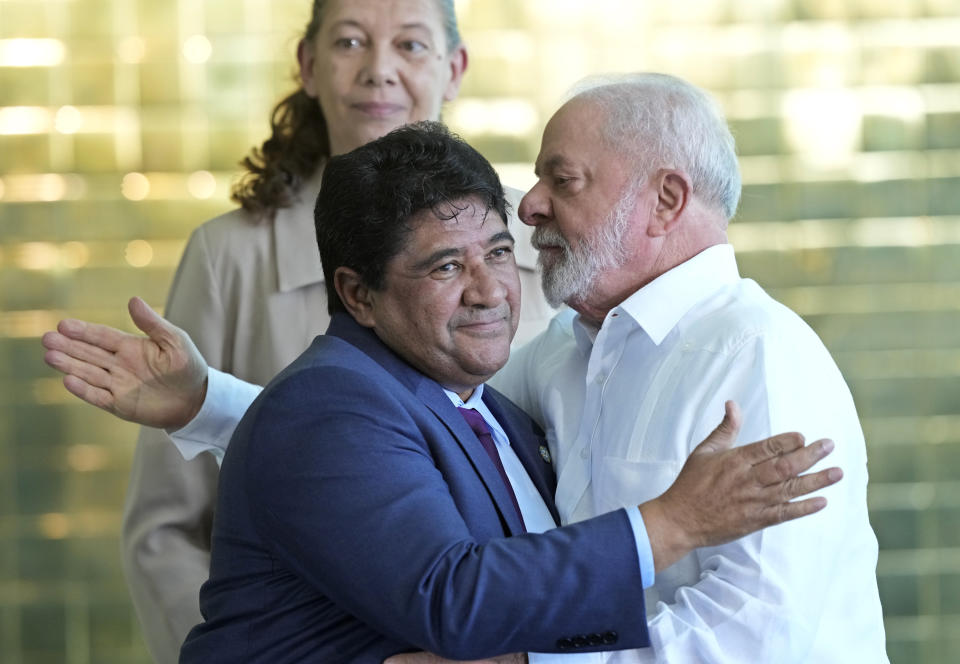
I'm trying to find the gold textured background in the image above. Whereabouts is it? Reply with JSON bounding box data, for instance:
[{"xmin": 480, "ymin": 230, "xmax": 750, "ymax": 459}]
[{"xmin": 2, "ymin": 0, "xmax": 959, "ymax": 661}]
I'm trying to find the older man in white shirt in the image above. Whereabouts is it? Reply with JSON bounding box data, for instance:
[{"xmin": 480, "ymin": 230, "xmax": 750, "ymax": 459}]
[{"xmin": 489, "ymin": 73, "xmax": 887, "ymax": 662}]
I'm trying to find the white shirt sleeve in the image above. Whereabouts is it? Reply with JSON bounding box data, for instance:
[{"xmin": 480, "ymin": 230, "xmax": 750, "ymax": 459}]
[{"xmin": 168, "ymin": 367, "xmax": 263, "ymax": 464}]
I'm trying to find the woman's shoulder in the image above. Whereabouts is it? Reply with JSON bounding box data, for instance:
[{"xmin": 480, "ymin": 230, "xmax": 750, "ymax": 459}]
[
  {"xmin": 182, "ymin": 206, "xmax": 286, "ymax": 266},
  {"xmin": 193, "ymin": 206, "xmax": 274, "ymax": 240}
]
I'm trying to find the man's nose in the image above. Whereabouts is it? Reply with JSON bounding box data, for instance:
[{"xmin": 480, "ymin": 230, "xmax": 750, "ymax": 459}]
[
  {"xmin": 518, "ymin": 182, "xmax": 550, "ymax": 227},
  {"xmin": 359, "ymin": 44, "xmax": 398, "ymax": 86},
  {"xmin": 463, "ymin": 264, "xmax": 507, "ymax": 307}
]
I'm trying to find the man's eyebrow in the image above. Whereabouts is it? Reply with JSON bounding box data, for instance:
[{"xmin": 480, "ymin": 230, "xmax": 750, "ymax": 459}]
[
  {"xmin": 533, "ymin": 154, "xmax": 571, "ymax": 178},
  {"xmin": 487, "ymin": 230, "xmax": 515, "ymax": 246},
  {"xmin": 411, "ymin": 231, "xmax": 515, "ymax": 271}
]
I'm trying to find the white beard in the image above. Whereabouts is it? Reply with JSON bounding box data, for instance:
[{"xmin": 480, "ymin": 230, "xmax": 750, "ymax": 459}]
[{"xmin": 532, "ymin": 188, "xmax": 634, "ymax": 308}]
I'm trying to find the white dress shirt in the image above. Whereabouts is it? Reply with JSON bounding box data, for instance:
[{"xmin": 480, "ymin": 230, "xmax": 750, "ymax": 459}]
[{"xmin": 490, "ymin": 244, "xmax": 888, "ymax": 663}]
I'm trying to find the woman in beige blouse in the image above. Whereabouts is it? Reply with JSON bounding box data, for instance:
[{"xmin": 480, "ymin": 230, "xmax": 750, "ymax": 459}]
[{"xmin": 120, "ymin": 1, "xmax": 553, "ymax": 661}]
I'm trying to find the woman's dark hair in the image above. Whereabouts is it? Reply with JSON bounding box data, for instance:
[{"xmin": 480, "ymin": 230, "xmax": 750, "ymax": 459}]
[
  {"xmin": 315, "ymin": 121, "xmax": 508, "ymax": 315},
  {"xmin": 230, "ymin": 0, "xmax": 462, "ymax": 217}
]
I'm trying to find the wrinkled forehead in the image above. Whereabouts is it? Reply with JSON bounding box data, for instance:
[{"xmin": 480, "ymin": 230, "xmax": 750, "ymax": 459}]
[
  {"xmin": 391, "ymin": 200, "xmax": 513, "ymax": 266},
  {"xmin": 319, "ymin": 0, "xmax": 449, "ymax": 40},
  {"xmin": 537, "ymin": 98, "xmax": 607, "ymax": 165},
  {"xmin": 547, "ymin": 96, "xmax": 604, "ymax": 135}
]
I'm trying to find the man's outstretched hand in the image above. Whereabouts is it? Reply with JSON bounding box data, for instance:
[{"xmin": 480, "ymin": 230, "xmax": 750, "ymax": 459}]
[
  {"xmin": 41, "ymin": 297, "xmax": 208, "ymax": 429},
  {"xmin": 641, "ymin": 401, "xmax": 843, "ymax": 572}
]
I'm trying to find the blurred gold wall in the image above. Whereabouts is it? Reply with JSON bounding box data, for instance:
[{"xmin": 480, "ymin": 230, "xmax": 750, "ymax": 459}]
[{"xmin": 2, "ymin": 0, "xmax": 959, "ymax": 662}]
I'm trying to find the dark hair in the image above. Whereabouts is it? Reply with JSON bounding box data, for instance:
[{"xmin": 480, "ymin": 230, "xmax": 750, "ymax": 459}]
[
  {"xmin": 315, "ymin": 121, "xmax": 508, "ymax": 315},
  {"xmin": 231, "ymin": 0, "xmax": 463, "ymax": 217}
]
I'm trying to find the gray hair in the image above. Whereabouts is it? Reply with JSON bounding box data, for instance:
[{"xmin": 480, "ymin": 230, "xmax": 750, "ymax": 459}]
[{"xmin": 568, "ymin": 73, "xmax": 741, "ymax": 221}]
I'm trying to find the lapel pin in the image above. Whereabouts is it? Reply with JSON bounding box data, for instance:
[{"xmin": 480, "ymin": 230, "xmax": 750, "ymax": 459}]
[{"xmin": 539, "ymin": 445, "xmax": 552, "ymax": 464}]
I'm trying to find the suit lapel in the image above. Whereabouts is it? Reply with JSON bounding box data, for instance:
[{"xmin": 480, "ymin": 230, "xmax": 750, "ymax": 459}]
[
  {"xmin": 483, "ymin": 390, "xmax": 561, "ymax": 527},
  {"xmin": 417, "ymin": 384, "xmax": 527, "ymax": 537},
  {"xmin": 327, "ymin": 314, "xmax": 528, "ymax": 537}
]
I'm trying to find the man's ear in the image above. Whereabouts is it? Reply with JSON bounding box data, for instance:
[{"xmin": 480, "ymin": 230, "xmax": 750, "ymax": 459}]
[
  {"xmin": 334, "ymin": 267, "xmax": 376, "ymax": 328},
  {"xmin": 648, "ymin": 170, "xmax": 692, "ymax": 237},
  {"xmin": 442, "ymin": 44, "xmax": 469, "ymax": 102},
  {"xmin": 297, "ymin": 38, "xmax": 319, "ymax": 98}
]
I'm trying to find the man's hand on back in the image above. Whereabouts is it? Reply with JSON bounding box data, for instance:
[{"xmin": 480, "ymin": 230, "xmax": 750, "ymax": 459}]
[{"xmin": 640, "ymin": 401, "xmax": 842, "ymax": 572}]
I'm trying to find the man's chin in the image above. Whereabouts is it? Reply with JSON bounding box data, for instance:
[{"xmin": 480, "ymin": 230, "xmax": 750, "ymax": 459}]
[
  {"xmin": 536, "ymin": 250, "xmax": 564, "ymax": 274},
  {"xmin": 466, "ymin": 359, "xmax": 510, "ymax": 383},
  {"xmin": 541, "ymin": 262, "xmax": 595, "ymax": 309},
  {"xmin": 540, "ymin": 275, "xmax": 572, "ymax": 308},
  {"xmin": 541, "ymin": 287, "xmax": 567, "ymax": 308},
  {"xmin": 455, "ymin": 344, "xmax": 511, "ymax": 376}
]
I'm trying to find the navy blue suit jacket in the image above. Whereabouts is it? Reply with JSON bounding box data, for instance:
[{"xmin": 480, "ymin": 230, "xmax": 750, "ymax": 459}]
[{"xmin": 180, "ymin": 314, "xmax": 649, "ymax": 663}]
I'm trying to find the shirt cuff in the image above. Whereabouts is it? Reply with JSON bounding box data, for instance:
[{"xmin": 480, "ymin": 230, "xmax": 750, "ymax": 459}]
[
  {"xmin": 167, "ymin": 367, "xmax": 261, "ymax": 464},
  {"xmin": 625, "ymin": 507, "xmax": 656, "ymax": 589}
]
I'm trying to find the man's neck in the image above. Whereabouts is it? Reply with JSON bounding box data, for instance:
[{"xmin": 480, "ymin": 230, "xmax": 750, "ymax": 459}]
[
  {"xmin": 570, "ymin": 236, "xmax": 728, "ymax": 325},
  {"xmin": 568, "ymin": 260, "xmax": 680, "ymax": 325}
]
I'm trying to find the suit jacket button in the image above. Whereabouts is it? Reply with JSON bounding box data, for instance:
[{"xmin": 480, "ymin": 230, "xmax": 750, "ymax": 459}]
[
  {"xmin": 556, "ymin": 638, "xmax": 573, "ymax": 650},
  {"xmin": 588, "ymin": 633, "xmax": 603, "ymax": 646},
  {"xmin": 603, "ymin": 631, "xmax": 618, "ymax": 645},
  {"xmin": 573, "ymin": 635, "xmax": 588, "ymax": 648}
]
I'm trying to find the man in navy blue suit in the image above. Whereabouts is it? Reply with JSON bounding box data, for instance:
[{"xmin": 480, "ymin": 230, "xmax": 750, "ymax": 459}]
[{"xmin": 165, "ymin": 123, "xmax": 838, "ymax": 663}]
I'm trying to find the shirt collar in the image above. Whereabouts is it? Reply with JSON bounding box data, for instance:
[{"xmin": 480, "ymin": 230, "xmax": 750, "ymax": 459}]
[
  {"xmin": 274, "ymin": 166, "xmax": 326, "ymax": 293},
  {"xmin": 572, "ymin": 312, "xmax": 601, "ymax": 353},
  {"xmin": 443, "ymin": 384, "xmax": 509, "ymax": 447},
  {"xmin": 444, "ymin": 384, "xmax": 485, "ymax": 409},
  {"xmin": 573, "ymin": 243, "xmax": 740, "ymax": 349}
]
